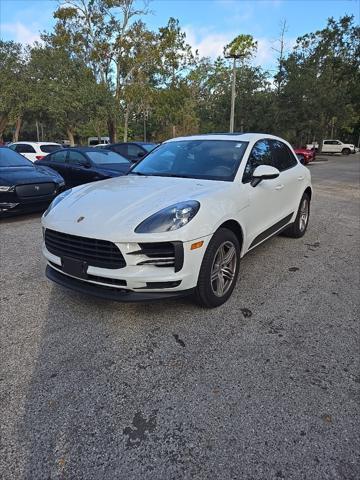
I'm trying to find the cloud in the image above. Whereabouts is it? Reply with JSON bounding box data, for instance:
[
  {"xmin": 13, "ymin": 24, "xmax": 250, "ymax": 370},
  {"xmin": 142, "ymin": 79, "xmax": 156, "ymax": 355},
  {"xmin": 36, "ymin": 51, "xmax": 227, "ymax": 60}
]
[
  {"xmin": 184, "ymin": 26, "xmax": 281, "ymax": 70},
  {"xmin": 255, "ymin": 37, "xmax": 277, "ymax": 67},
  {"xmin": 1, "ymin": 21, "xmax": 41, "ymax": 45},
  {"xmin": 184, "ymin": 26, "xmax": 233, "ymax": 59}
]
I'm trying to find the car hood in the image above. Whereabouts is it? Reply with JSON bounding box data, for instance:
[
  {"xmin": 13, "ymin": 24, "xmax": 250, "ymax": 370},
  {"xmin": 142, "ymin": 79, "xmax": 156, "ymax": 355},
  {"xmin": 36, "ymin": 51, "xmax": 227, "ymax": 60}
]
[
  {"xmin": 0, "ymin": 165, "xmax": 62, "ymax": 186},
  {"xmin": 44, "ymin": 174, "xmax": 229, "ymax": 240}
]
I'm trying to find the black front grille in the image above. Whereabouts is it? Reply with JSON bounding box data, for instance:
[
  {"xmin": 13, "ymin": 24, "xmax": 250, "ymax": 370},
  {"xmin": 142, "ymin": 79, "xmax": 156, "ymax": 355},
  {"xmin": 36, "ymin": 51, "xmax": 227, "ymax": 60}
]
[
  {"xmin": 45, "ymin": 229, "xmax": 126, "ymax": 269},
  {"xmin": 16, "ymin": 183, "xmax": 55, "ymax": 198}
]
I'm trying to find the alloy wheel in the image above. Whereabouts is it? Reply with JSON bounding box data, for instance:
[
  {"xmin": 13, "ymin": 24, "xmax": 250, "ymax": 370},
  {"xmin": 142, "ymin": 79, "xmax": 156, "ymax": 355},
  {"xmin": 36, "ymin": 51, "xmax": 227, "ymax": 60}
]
[{"xmin": 210, "ymin": 241, "xmax": 237, "ymax": 297}]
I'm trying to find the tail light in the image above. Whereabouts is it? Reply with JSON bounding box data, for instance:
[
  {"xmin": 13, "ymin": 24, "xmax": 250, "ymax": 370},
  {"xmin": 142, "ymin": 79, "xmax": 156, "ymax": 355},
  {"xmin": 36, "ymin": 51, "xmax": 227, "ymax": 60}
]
[{"xmin": 36, "ymin": 155, "xmax": 45, "ymax": 160}]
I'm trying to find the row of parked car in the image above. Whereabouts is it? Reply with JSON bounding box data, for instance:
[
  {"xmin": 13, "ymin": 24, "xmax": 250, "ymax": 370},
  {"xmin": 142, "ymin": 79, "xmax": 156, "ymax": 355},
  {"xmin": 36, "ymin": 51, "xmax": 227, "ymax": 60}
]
[
  {"xmin": 0, "ymin": 140, "xmax": 158, "ymax": 216},
  {"xmin": 0, "ymin": 135, "xmax": 354, "ymax": 218}
]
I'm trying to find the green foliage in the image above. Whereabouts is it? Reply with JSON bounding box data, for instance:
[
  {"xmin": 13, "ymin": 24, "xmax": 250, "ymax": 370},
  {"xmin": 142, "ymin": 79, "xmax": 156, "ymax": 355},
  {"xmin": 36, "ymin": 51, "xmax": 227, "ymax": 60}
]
[
  {"xmin": 224, "ymin": 34, "xmax": 257, "ymax": 60},
  {"xmin": 1, "ymin": 5, "xmax": 358, "ymax": 147}
]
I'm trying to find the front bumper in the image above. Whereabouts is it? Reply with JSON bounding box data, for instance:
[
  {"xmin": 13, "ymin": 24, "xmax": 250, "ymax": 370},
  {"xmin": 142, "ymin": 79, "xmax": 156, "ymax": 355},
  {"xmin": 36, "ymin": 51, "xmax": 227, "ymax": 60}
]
[
  {"xmin": 0, "ymin": 185, "xmax": 65, "ymax": 217},
  {"xmin": 43, "ymin": 233, "xmax": 211, "ymax": 298},
  {"xmin": 46, "ymin": 265, "xmax": 194, "ymax": 302}
]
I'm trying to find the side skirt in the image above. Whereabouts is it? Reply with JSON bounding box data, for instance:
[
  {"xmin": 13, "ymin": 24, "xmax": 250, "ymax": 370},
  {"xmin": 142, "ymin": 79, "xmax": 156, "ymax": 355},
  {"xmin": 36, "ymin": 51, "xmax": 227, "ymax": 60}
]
[{"xmin": 248, "ymin": 212, "xmax": 294, "ymax": 250}]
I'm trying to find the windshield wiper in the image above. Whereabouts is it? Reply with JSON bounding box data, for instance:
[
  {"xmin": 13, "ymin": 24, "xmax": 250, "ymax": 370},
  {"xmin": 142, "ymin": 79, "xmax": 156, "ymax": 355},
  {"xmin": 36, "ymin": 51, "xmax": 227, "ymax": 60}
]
[
  {"xmin": 127, "ymin": 171, "xmax": 149, "ymax": 176},
  {"xmin": 153, "ymin": 173, "xmax": 192, "ymax": 179}
]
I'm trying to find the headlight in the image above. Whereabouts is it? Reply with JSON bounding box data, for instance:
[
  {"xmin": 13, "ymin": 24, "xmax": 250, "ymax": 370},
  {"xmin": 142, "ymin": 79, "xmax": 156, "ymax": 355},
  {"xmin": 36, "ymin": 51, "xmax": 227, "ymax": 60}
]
[
  {"xmin": 0, "ymin": 186, "xmax": 11, "ymax": 192},
  {"xmin": 43, "ymin": 188, "xmax": 72, "ymax": 217},
  {"xmin": 135, "ymin": 201, "xmax": 200, "ymax": 233}
]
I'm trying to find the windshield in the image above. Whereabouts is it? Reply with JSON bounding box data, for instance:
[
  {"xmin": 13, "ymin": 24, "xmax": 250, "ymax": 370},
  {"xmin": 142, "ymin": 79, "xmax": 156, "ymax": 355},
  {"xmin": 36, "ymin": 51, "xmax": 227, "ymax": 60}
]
[
  {"xmin": 0, "ymin": 148, "xmax": 33, "ymax": 167},
  {"xmin": 131, "ymin": 140, "xmax": 248, "ymax": 181},
  {"xmin": 86, "ymin": 150, "xmax": 130, "ymax": 165}
]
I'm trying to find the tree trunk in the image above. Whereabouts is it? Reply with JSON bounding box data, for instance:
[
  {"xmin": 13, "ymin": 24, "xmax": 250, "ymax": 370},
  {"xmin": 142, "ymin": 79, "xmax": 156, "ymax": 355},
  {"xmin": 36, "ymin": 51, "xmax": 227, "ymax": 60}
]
[
  {"xmin": 107, "ymin": 117, "xmax": 116, "ymax": 143},
  {"xmin": 0, "ymin": 114, "xmax": 8, "ymax": 143},
  {"xmin": 123, "ymin": 104, "xmax": 131, "ymax": 142},
  {"xmin": 13, "ymin": 116, "xmax": 22, "ymax": 142},
  {"xmin": 67, "ymin": 128, "xmax": 75, "ymax": 147}
]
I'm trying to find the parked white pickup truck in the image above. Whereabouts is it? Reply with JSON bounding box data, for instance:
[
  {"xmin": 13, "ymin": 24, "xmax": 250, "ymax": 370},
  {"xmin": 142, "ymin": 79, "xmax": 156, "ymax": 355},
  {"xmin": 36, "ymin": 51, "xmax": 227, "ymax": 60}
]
[{"xmin": 306, "ymin": 140, "xmax": 355, "ymax": 155}]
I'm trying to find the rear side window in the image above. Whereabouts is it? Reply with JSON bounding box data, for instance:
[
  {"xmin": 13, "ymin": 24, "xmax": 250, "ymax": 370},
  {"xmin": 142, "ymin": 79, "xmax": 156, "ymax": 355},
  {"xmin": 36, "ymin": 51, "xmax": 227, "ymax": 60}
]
[
  {"xmin": 112, "ymin": 145, "xmax": 127, "ymax": 156},
  {"xmin": 15, "ymin": 144, "xmax": 36, "ymax": 153},
  {"xmin": 40, "ymin": 144, "xmax": 61, "ymax": 153},
  {"xmin": 50, "ymin": 150, "xmax": 67, "ymax": 163},
  {"xmin": 270, "ymin": 140, "xmax": 297, "ymax": 171},
  {"xmin": 242, "ymin": 139, "xmax": 273, "ymax": 183}
]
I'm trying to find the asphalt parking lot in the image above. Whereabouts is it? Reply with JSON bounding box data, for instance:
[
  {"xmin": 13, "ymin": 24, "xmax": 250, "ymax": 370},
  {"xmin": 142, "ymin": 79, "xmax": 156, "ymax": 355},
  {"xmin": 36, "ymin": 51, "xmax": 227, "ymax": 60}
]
[{"xmin": 1, "ymin": 154, "xmax": 359, "ymax": 480}]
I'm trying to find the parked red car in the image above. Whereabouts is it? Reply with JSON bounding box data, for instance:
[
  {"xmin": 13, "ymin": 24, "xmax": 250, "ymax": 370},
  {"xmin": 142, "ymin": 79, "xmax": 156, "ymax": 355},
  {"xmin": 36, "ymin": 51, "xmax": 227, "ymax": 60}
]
[{"xmin": 293, "ymin": 148, "xmax": 315, "ymax": 164}]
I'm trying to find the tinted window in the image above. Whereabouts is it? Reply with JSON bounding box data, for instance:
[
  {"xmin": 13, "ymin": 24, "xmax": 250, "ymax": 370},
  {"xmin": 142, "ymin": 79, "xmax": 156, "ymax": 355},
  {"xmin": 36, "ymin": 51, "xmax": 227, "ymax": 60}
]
[
  {"xmin": 16, "ymin": 144, "xmax": 36, "ymax": 153},
  {"xmin": 40, "ymin": 144, "xmax": 62, "ymax": 153},
  {"xmin": 0, "ymin": 148, "xmax": 33, "ymax": 167},
  {"xmin": 86, "ymin": 150, "xmax": 130, "ymax": 165},
  {"xmin": 89, "ymin": 139, "xmax": 98, "ymax": 146},
  {"xmin": 242, "ymin": 139, "xmax": 273, "ymax": 183},
  {"xmin": 270, "ymin": 140, "xmax": 297, "ymax": 171},
  {"xmin": 111, "ymin": 145, "xmax": 127, "ymax": 156},
  {"xmin": 50, "ymin": 150, "xmax": 67, "ymax": 163},
  {"xmin": 68, "ymin": 151, "xmax": 88, "ymax": 165},
  {"xmin": 132, "ymin": 140, "xmax": 248, "ymax": 181},
  {"xmin": 128, "ymin": 144, "xmax": 144, "ymax": 158}
]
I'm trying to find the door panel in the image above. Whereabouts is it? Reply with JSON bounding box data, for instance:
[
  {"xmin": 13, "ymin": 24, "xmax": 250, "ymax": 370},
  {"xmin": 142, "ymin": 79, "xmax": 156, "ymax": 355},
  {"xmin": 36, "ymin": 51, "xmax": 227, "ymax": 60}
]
[
  {"xmin": 241, "ymin": 139, "xmax": 283, "ymax": 248},
  {"xmin": 67, "ymin": 151, "xmax": 95, "ymax": 187}
]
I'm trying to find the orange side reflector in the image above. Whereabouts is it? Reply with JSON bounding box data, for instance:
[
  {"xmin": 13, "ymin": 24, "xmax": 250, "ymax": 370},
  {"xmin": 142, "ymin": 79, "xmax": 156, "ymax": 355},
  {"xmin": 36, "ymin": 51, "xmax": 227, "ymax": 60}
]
[{"xmin": 191, "ymin": 241, "xmax": 204, "ymax": 250}]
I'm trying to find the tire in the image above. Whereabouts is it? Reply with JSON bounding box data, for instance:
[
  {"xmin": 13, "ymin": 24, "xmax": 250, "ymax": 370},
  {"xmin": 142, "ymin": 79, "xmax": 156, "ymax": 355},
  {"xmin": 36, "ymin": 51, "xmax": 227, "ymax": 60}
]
[
  {"xmin": 342, "ymin": 148, "xmax": 351, "ymax": 155},
  {"xmin": 194, "ymin": 228, "xmax": 240, "ymax": 308},
  {"xmin": 283, "ymin": 193, "xmax": 310, "ymax": 238}
]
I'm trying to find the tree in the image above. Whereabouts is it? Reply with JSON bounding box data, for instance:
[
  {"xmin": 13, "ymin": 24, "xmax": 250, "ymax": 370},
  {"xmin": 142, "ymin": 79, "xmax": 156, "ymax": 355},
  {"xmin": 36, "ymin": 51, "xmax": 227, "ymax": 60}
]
[
  {"xmin": 28, "ymin": 46, "xmax": 107, "ymax": 145},
  {"xmin": 0, "ymin": 41, "xmax": 30, "ymax": 142},
  {"xmin": 45, "ymin": 0, "xmax": 150, "ymax": 141},
  {"xmin": 281, "ymin": 15, "xmax": 360, "ymax": 148}
]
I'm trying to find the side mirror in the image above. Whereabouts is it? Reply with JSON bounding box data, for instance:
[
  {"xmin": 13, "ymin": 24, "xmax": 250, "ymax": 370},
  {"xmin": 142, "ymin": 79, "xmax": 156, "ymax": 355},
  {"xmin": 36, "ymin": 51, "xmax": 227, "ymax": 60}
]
[
  {"xmin": 137, "ymin": 152, "xmax": 145, "ymax": 158},
  {"xmin": 251, "ymin": 165, "xmax": 280, "ymax": 187}
]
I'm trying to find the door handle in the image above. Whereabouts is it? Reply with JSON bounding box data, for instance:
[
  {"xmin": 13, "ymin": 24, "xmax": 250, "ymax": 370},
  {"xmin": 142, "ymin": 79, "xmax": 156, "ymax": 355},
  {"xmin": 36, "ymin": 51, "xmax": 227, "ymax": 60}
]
[
  {"xmin": 275, "ymin": 184, "xmax": 284, "ymax": 190},
  {"xmin": 297, "ymin": 176, "xmax": 304, "ymax": 181}
]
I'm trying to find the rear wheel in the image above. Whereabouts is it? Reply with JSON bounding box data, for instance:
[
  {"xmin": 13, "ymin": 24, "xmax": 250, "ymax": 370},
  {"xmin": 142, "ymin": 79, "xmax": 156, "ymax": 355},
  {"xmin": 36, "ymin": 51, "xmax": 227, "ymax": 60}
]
[
  {"xmin": 194, "ymin": 228, "xmax": 240, "ymax": 308},
  {"xmin": 283, "ymin": 193, "xmax": 310, "ymax": 238}
]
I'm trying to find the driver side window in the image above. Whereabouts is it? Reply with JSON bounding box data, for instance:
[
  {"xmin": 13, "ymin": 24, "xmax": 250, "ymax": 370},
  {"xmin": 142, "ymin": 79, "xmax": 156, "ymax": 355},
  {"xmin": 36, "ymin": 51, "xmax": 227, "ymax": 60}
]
[
  {"xmin": 242, "ymin": 139, "xmax": 273, "ymax": 183},
  {"xmin": 68, "ymin": 151, "xmax": 88, "ymax": 166}
]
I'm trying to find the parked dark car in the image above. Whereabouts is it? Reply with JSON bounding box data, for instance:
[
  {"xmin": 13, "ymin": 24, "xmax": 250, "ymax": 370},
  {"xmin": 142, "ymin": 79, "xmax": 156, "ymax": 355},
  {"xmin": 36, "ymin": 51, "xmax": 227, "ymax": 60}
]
[
  {"xmin": 35, "ymin": 147, "xmax": 131, "ymax": 188},
  {"xmin": 0, "ymin": 146, "xmax": 65, "ymax": 217},
  {"xmin": 102, "ymin": 142, "xmax": 159, "ymax": 162}
]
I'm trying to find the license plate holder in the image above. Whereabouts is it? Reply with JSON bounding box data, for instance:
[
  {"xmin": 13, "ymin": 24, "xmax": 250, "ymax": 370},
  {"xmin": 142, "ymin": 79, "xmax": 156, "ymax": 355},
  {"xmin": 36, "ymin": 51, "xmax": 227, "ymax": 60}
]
[{"xmin": 62, "ymin": 256, "xmax": 88, "ymax": 279}]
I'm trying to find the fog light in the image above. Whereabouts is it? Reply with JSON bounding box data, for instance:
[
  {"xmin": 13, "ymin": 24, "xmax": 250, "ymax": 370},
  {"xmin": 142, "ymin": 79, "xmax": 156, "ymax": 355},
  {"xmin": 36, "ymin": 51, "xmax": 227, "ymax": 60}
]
[{"xmin": 191, "ymin": 241, "xmax": 204, "ymax": 250}]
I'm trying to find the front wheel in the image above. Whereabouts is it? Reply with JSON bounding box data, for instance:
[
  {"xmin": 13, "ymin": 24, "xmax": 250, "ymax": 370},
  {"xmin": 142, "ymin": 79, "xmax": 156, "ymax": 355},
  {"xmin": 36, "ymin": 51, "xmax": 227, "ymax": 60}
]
[
  {"xmin": 194, "ymin": 228, "xmax": 240, "ymax": 308},
  {"xmin": 342, "ymin": 148, "xmax": 351, "ymax": 155},
  {"xmin": 283, "ymin": 193, "xmax": 310, "ymax": 238}
]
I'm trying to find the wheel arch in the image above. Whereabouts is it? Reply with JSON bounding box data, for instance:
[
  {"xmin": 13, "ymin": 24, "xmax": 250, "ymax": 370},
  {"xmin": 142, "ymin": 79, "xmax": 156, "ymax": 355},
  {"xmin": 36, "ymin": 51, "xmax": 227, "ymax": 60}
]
[
  {"xmin": 304, "ymin": 186, "xmax": 312, "ymax": 200},
  {"xmin": 217, "ymin": 219, "xmax": 244, "ymax": 254}
]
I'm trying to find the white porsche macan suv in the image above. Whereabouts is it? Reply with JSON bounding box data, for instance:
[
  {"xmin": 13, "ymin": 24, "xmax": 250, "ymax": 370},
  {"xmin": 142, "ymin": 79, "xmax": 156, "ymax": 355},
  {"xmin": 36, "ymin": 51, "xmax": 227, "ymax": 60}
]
[{"xmin": 42, "ymin": 133, "xmax": 312, "ymax": 308}]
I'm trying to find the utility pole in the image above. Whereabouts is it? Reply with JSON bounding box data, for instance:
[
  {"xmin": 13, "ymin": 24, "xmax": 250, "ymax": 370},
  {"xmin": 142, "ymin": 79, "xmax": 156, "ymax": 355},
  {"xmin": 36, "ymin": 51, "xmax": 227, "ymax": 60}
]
[
  {"xmin": 229, "ymin": 57, "xmax": 237, "ymax": 133},
  {"xmin": 224, "ymin": 34, "xmax": 257, "ymax": 134}
]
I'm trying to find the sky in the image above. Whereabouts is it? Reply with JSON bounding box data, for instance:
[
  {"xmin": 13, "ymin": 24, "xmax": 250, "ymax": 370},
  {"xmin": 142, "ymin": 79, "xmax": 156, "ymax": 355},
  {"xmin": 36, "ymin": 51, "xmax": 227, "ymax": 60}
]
[{"xmin": 0, "ymin": 0, "xmax": 359, "ymax": 71}]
